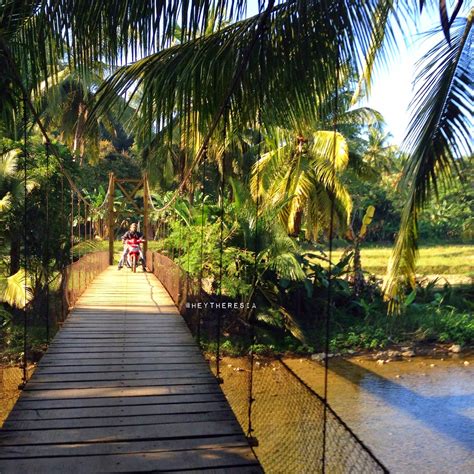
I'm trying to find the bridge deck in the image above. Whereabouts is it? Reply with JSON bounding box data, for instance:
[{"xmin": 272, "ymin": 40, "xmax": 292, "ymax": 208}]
[{"xmin": 0, "ymin": 267, "xmax": 261, "ymax": 473}]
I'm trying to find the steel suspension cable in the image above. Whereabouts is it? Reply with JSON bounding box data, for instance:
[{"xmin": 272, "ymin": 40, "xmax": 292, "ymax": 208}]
[
  {"xmin": 77, "ymin": 197, "xmax": 81, "ymax": 254},
  {"xmin": 60, "ymin": 173, "xmax": 65, "ymax": 322},
  {"xmin": 322, "ymin": 7, "xmax": 342, "ymax": 472},
  {"xmin": 246, "ymin": 105, "xmax": 263, "ymax": 445},
  {"xmin": 70, "ymin": 190, "xmax": 74, "ymax": 302},
  {"xmin": 197, "ymin": 146, "xmax": 208, "ymax": 346},
  {"xmin": 44, "ymin": 142, "xmax": 50, "ymax": 343},
  {"xmin": 216, "ymin": 107, "xmax": 229, "ymax": 385},
  {"xmin": 246, "ymin": 17, "xmax": 267, "ymax": 442},
  {"xmin": 21, "ymin": 96, "xmax": 28, "ymax": 387}
]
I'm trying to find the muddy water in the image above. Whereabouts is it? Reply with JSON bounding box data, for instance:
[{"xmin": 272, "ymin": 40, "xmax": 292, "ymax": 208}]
[{"xmin": 284, "ymin": 354, "xmax": 474, "ymax": 474}]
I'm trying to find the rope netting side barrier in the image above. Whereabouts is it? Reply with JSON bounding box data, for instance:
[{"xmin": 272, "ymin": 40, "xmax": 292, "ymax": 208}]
[
  {"xmin": 1, "ymin": 251, "xmax": 109, "ymax": 426},
  {"xmin": 0, "ymin": 366, "xmax": 32, "ymax": 427},
  {"xmin": 1, "ymin": 93, "xmax": 112, "ymax": 420},
  {"xmin": 59, "ymin": 251, "xmax": 110, "ymax": 320},
  {"xmin": 147, "ymin": 250, "xmax": 388, "ymax": 473}
]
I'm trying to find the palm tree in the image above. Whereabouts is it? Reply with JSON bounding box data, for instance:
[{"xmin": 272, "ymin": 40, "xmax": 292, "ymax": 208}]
[
  {"xmin": 36, "ymin": 65, "xmax": 136, "ymax": 165},
  {"xmin": 250, "ymin": 127, "xmax": 353, "ymax": 239},
  {"xmin": 383, "ymin": 12, "xmax": 472, "ymax": 311},
  {"xmin": 363, "ymin": 124, "xmax": 398, "ymax": 172},
  {"xmin": 249, "ymin": 93, "xmax": 382, "ymax": 240}
]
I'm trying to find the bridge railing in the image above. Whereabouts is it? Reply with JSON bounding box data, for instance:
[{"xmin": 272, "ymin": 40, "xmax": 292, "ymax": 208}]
[
  {"xmin": 1, "ymin": 250, "xmax": 109, "ymax": 425},
  {"xmin": 51, "ymin": 250, "xmax": 110, "ymax": 327},
  {"xmin": 146, "ymin": 250, "xmax": 388, "ymax": 473},
  {"xmin": 146, "ymin": 250, "xmax": 201, "ymax": 328}
]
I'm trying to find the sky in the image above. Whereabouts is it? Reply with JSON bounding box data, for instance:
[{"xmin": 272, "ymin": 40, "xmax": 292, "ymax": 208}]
[
  {"xmin": 244, "ymin": 1, "xmax": 451, "ymax": 146},
  {"xmin": 358, "ymin": 11, "xmax": 442, "ymax": 146}
]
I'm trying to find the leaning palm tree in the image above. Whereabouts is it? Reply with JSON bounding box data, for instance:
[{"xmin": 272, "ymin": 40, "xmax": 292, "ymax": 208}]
[
  {"xmin": 383, "ymin": 12, "xmax": 473, "ymax": 311},
  {"xmin": 38, "ymin": 65, "xmax": 135, "ymax": 164}
]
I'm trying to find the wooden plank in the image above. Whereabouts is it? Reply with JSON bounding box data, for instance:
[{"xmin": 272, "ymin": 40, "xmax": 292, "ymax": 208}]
[
  {"xmin": 61, "ymin": 320, "xmax": 183, "ymax": 323},
  {"xmin": 3, "ymin": 410, "xmax": 235, "ymax": 430},
  {"xmin": 39, "ymin": 356, "xmax": 205, "ymax": 366},
  {"xmin": 20, "ymin": 383, "xmax": 220, "ymax": 400},
  {"xmin": 32, "ymin": 363, "xmax": 210, "ymax": 374},
  {"xmin": 42, "ymin": 349, "xmax": 201, "ymax": 358},
  {"xmin": 0, "ymin": 419, "xmax": 244, "ymax": 445},
  {"xmin": 7, "ymin": 401, "xmax": 231, "ymax": 421},
  {"xmin": 57, "ymin": 323, "xmax": 186, "ymax": 328},
  {"xmin": 24, "ymin": 376, "xmax": 214, "ymax": 390},
  {"xmin": 47, "ymin": 344, "xmax": 197, "ymax": 350},
  {"xmin": 30, "ymin": 369, "xmax": 210, "ymax": 382},
  {"xmin": 51, "ymin": 334, "xmax": 192, "ymax": 339},
  {"xmin": 0, "ymin": 447, "xmax": 261, "ymax": 473},
  {"xmin": 14, "ymin": 392, "xmax": 227, "ymax": 409},
  {"xmin": 0, "ymin": 435, "xmax": 249, "ymax": 459},
  {"xmin": 51, "ymin": 330, "xmax": 189, "ymax": 335}
]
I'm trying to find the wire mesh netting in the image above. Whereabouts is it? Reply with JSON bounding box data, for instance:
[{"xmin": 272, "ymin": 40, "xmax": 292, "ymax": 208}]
[
  {"xmin": 148, "ymin": 250, "xmax": 388, "ymax": 474},
  {"xmin": 0, "ymin": 251, "xmax": 110, "ymax": 425},
  {"xmin": 0, "ymin": 366, "xmax": 22, "ymax": 426},
  {"xmin": 0, "ymin": 366, "xmax": 34, "ymax": 427},
  {"xmin": 62, "ymin": 250, "xmax": 110, "ymax": 312}
]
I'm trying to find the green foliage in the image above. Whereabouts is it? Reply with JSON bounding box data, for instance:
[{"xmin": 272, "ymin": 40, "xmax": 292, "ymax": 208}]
[
  {"xmin": 418, "ymin": 184, "xmax": 474, "ymax": 242},
  {"xmin": 330, "ymin": 327, "xmax": 390, "ymax": 352},
  {"xmin": 3, "ymin": 270, "xmax": 33, "ymax": 309},
  {"xmin": 328, "ymin": 283, "xmax": 473, "ymax": 351}
]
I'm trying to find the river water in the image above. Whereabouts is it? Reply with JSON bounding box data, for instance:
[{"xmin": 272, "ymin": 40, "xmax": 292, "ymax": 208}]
[{"xmin": 284, "ymin": 354, "xmax": 474, "ymax": 473}]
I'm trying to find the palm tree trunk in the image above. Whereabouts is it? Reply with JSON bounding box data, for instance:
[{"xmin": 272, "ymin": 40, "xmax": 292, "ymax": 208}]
[{"xmin": 73, "ymin": 102, "xmax": 87, "ymax": 165}]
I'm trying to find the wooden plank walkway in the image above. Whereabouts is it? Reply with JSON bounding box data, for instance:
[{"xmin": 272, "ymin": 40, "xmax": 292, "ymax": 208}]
[{"xmin": 0, "ymin": 267, "xmax": 261, "ymax": 473}]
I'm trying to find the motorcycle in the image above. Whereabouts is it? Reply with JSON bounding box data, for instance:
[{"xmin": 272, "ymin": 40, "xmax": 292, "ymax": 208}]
[{"xmin": 125, "ymin": 237, "xmax": 146, "ymax": 272}]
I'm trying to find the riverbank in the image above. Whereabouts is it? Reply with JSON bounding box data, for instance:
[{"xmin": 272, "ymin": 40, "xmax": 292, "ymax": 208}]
[{"xmin": 308, "ymin": 342, "xmax": 473, "ymax": 363}]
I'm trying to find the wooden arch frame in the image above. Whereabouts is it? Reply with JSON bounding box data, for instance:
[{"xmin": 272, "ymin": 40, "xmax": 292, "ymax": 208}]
[{"xmin": 107, "ymin": 172, "xmax": 150, "ymax": 264}]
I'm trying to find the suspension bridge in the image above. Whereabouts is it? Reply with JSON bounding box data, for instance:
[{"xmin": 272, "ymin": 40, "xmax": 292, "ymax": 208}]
[
  {"xmin": 0, "ymin": 167, "xmax": 387, "ymax": 473},
  {"xmin": 0, "ymin": 266, "xmax": 261, "ymax": 472}
]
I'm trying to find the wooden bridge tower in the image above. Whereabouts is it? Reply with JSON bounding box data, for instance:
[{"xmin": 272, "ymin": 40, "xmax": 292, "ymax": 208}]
[{"xmin": 107, "ymin": 172, "xmax": 150, "ymax": 265}]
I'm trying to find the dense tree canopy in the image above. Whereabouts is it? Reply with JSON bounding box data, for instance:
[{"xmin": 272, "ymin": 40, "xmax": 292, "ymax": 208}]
[{"xmin": 0, "ymin": 0, "xmax": 472, "ymax": 313}]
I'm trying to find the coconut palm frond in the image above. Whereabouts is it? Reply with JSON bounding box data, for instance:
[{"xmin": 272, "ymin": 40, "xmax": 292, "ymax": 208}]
[
  {"xmin": 384, "ymin": 14, "xmax": 473, "ymax": 312},
  {"xmin": 91, "ymin": 0, "xmax": 399, "ymax": 143},
  {"xmin": 419, "ymin": 0, "xmax": 466, "ymax": 43},
  {"xmin": 352, "ymin": 0, "xmax": 411, "ymax": 104},
  {"xmin": 338, "ymin": 107, "xmax": 384, "ymax": 127},
  {"xmin": 286, "ymin": 171, "xmax": 312, "ymax": 235},
  {"xmin": 0, "ymin": 192, "xmax": 12, "ymax": 212},
  {"xmin": 310, "ymin": 131, "xmax": 349, "ymax": 171},
  {"xmin": 4, "ymin": 268, "xmax": 33, "ymax": 309},
  {"xmin": 250, "ymin": 142, "xmax": 292, "ymax": 202},
  {"xmin": 279, "ymin": 304, "xmax": 307, "ymax": 343},
  {"xmin": 0, "ymin": 149, "xmax": 20, "ymax": 177},
  {"xmin": 2, "ymin": 0, "xmax": 245, "ymax": 88},
  {"xmin": 269, "ymin": 252, "xmax": 306, "ymax": 281}
]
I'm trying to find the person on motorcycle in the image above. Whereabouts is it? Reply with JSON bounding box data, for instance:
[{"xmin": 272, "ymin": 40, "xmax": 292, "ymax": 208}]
[{"xmin": 117, "ymin": 222, "xmax": 146, "ymax": 270}]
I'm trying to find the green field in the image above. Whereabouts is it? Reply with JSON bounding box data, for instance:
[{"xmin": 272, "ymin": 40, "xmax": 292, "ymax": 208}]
[{"xmin": 332, "ymin": 244, "xmax": 474, "ymax": 278}]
